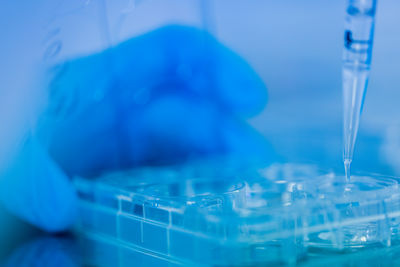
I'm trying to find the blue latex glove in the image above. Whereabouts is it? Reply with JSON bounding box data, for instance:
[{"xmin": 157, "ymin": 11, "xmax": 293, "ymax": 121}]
[
  {"xmin": 5, "ymin": 236, "xmax": 78, "ymax": 267},
  {"xmin": 0, "ymin": 25, "xmax": 270, "ymax": 232}
]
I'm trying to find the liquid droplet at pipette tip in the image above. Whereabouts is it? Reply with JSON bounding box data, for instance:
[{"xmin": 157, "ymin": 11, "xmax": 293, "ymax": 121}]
[{"xmin": 344, "ymin": 158, "xmax": 351, "ymax": 182}]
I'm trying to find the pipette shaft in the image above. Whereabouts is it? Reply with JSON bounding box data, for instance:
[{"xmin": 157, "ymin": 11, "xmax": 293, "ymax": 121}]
[{"xmin": 342, "ymin": 0, "xmax": 377, "ymax": 181}]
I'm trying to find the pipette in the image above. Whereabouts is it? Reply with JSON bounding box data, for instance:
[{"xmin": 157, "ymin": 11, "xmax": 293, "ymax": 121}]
[{"xmin": 342, "ymin": 0, "xmax": 377, "ymax": 181}]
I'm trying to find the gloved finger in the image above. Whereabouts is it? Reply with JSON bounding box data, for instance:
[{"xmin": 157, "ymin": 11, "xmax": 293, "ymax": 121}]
[
  {"xmin": 41, "ymin": 25, "xmax": 269, "ymax": 175},
  {"xmin": 113, "ymin": 25, "xmax": 268, "ymax": 117},
  {"xmin": 0, "ymin": 136, "xmax": 77, "ymax": 232},
  {"xmin": 48, "ymin": 92, "xmax": 275, "ymax": 177},
  {"xmin": 122, "ymin": 94, "xmax": 274, "ymax": 165},
  {"xmin": 43, "ymin": 25, "xmax": 267, "ymax": 131}
]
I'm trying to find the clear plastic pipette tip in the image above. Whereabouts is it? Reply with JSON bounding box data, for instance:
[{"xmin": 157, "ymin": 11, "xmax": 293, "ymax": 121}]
[
  {"xmin": 342, "ymin": 65, "xmax": 369, "ymax": 181},
  {"xmin": 342, "ymin": 0, "xmax": 376, "ymax": 181}
]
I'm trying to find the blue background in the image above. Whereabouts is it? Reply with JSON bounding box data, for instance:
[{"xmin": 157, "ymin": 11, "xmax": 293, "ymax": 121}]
[{"xmin": 1, "ymin": 0, "xmax": 400, "ymax": 264}]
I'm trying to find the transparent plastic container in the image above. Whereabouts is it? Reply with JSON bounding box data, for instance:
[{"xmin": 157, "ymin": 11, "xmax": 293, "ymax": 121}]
[
  {"xmin": 34, "ymin": 0, "xmax": 214, "ymax": 136},
  {"xmin": 74, "ymin": 163, "xmax": 400, "ymax": 266}
]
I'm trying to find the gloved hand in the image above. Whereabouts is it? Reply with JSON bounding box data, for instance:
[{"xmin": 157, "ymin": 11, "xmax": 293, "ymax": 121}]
[{"xmin": 0, "ymin": 25, "xmax": 270, "ymax": 232}]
